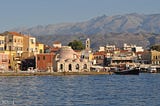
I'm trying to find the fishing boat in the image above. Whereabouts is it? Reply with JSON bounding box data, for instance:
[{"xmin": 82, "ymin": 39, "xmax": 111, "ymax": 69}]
[{"xmin": 114, "ymin": 67, "xmax": 140, "ymax": 75}]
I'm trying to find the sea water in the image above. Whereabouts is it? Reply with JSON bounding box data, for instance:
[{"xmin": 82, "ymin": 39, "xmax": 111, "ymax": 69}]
[{"xmin": 0, "ymin": 73, "xmax": 160, "ymax": 106}]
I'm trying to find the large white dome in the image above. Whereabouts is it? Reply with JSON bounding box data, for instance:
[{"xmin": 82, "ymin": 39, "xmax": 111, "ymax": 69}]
[{"xmin": 57, "ymin": 46, "xmax": 79, "ymax": 60}]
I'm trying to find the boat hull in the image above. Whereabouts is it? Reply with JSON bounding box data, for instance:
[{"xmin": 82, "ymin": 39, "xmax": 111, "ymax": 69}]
[{"xmin": 114, "ymin": 68, "xmax": 139, "ymax": 75}]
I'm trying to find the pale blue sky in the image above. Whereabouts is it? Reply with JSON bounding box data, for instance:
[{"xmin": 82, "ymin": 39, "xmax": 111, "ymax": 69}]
[{"xmin": 0, "ymin": 0, "xmax": 160, "ymax": 32}]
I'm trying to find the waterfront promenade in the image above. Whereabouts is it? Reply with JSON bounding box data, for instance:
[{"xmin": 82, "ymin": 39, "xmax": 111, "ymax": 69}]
[{"xmin": 0, "ymin": 71, "xmax": 113, "ymax": 76}]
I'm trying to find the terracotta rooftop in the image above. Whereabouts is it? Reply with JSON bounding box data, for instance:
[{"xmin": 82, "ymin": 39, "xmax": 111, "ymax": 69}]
[
  {"xmin": 53, "ymin": 41, "xmax": 61, "ymax": 44},
  {"xmin": 9, "ymin": 32, "xmax": 23, "ymax": 36},
  {"xmin": 93, "ymin": 51, "xmax": 106, "ymax": 55},
  {"xmin": 135, "ymin": 51, "xmax": 144, "ymax": 55},
  {"xmin": 119, "ymin": 50, "xmax": 129, "ymax": 53},
  {"xmin": 50, "ymin": 47, "xmax": 60, "ymax": 52}
]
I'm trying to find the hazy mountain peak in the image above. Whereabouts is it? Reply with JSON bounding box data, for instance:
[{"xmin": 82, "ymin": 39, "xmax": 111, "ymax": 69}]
[{"xmin": 10, "ymin": 13, "xmax": 160, "ymax": 36}]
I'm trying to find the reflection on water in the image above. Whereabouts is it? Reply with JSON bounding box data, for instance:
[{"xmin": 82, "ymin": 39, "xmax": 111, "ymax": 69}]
[{"xmin": 0, "ymin": 74, "xmax": 160, "ymax": 106}]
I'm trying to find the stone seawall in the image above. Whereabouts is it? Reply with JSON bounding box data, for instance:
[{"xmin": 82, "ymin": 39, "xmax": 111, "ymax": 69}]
[{"xmin": 0, "ymin": 72, "xmax": 113, "ymax": 76}]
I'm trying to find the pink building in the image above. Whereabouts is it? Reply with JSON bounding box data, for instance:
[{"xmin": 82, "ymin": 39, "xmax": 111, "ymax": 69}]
[{"xmin": 0, "ymin": 53, "xmax": 9, "ymax": 71}]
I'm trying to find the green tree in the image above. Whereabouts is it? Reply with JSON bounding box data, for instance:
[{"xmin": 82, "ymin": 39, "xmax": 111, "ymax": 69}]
[
  {"xmin": 150, "ymin": 44, "xmax": 160, "ymax": 51},
  {"xmin": 68, "ymin": 40, "xmax": 85, "ymax": 50}
]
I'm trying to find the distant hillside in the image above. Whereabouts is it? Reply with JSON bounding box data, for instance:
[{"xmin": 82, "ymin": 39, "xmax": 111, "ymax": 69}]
[
  {"xmin": 36, "ymin": 32, "xmax": 160, "ymax": 50},
  {"xmin": 11, "ymin": 13, "xmax": 160, "ymax": 36},
  {"xmin": 10, "ymin": 13, "xmax": 160, "ymax": 50}
]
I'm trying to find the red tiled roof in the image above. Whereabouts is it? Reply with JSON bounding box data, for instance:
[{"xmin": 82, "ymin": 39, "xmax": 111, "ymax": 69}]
[
  {"xmin": 53, "ymin": 41, "xmax": 61, "ymax": 44},
  {"xmin": 93, "ymin": 51, "xmax": 106, "ymax": 55},
  {"xmin": 119, "ymin": 50, "xmax": 129, "ymax": 53},
  {"xmin": 9, "ymin": 32, "xmax": 23, "ymax": 36},
  {"xmin": 135, "ymin": 51, "xmax": 145, "ymax": 55},
  {"xmin": 50, "ymin": 47, "xmax": 60, "ymax": 52}
]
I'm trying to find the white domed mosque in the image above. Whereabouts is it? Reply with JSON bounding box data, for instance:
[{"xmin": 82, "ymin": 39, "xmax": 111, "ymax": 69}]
[{"xmin": 54, "ymin": 39, "xmax": 92, "ymax": 72}]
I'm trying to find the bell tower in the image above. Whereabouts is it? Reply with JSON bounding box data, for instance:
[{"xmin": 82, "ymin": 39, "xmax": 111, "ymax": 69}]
[{"xmin": 85, "ymin": 38, "xmax": 90, "ymax": 50}]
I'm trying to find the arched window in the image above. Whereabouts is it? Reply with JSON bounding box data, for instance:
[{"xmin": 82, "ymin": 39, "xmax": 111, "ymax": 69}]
[
  {"xmin": 60, "ymin": 64, "xmax": 63, "ymax": 70},
  {"xmin": 76, "ymin": 64, "xmax": 79, "ymax": 70},
  {"xmin": 55, "ymin": 54, "xmax": 60, "ymax": 60},
  {"xmin": 83, "ymin": 64, "xmax": 87, "ymax": 69},
  {"xmin": 69, "ymin": 64, "xmax": 72, "ymax": 71},
  {"xmin": 73, "ymin": 54, "xmax": 77, "ymax": 58}
]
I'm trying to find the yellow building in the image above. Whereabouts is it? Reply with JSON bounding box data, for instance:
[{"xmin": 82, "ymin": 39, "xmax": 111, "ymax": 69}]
[
  {"xmin": 141, "ymin": 50, "xmax": 160, "ymax": 65},
  {"xmin": 2, "ymin": 31, "xmax": 23, "ymax": 57},
  {"xmin": 1, "ymin": 31, "xmax": 24, "ymax": 71},
  {"xmin": 0, "ymin": 35, "xmax": 5, "ymax": 51},
  {"xmin": 150, "ymin": 50, "xmax": 160, "ymax": 65},
  {"xmin": 28, "ymin": 36, "xmax": 36, "ymax": 54},
  {"xmin": 36, "ymin": 42, "xmax": 44, "ymax": 54}
]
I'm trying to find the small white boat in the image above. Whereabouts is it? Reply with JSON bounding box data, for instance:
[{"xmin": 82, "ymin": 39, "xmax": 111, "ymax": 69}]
[{"xmin": 148, "ymin": 66, "xmax": 157, "ymax": 73}]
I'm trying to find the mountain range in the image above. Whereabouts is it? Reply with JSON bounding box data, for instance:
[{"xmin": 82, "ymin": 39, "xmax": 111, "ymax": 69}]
[{"xmin": 11, "ymin": 13, "xmax": 160, "ymax": 49}]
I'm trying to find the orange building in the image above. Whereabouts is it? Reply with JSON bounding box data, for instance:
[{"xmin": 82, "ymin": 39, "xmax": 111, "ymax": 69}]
[{"xmin": 22, "ymin": 34, "xmax": 36, "ymax": 59}]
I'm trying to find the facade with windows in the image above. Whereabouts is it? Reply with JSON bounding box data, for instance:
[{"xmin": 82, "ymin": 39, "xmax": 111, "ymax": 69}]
[
  {"xmin": 0, "ymin": 35, "xmax": 5, "ymax": 51},
  {"xmin": 1, "ymin": 31, "xmax": 24, "ymax": 70},
  {"xmin": 54, "ymin": 46, "xmax": 91, "ymax": 72},
  {"xmin": 150, "ymin": 50, "xmax": 160, "ymax": 65},
  {"xmin": 35, "ymin": 42, "xmax": 44, "ymax": 54},
  {"xmin": 141, "ymin": 50, "xmax": 160, "ymax": 65},
  {"xmin": 3, "ymin": 32, "xmax": 23, "ymax": 57},
  {"xmin": 0, "ymin": 53, "xmax": 9, "ymax": 71},
  {"xmin": 22, "ymin": 35, "xmax": 36, "ymax": 58},
  {"xmin": 36, "ymin": 53, "xmax": 55, "ymax": 72}
]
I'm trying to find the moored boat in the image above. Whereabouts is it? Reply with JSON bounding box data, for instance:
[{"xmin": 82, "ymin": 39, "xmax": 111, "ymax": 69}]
[
  {"xmin": 114, "ymin": 67, "xmax": 140, "ymax": 75},
  {"xmin": 148, "ymin": 66, "xmax": 157, "ymax": 73}
]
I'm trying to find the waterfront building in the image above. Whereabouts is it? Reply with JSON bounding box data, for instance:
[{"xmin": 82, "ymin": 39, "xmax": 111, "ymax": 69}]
[
  {"xmin": 35, "ymin": 42, "xmax": 44, "ymax": 54},
  {"xmin": 150, "ymin": 50, "xmax": 160, "ymax": 65},
  {"xmin": 141, "ymin": 51, "xmax": 151, "ymax": 64},
  {"xmin": 0, "ymin": 50, "xmax": 17, "ymax": 70},
  {"xmin": 20, "ymin": 34, "xmax": 37, "ymax": 71},
  {"xmin": 2, "ymin": 31, "xmax": 23, "ymax": 57},
  {"xmin": 110, "ymin": 50, "xmax": 137, "ymax": 66},
  {"xmin": 141, "ymin": 50, "xmax": 160, "ymax": 65},
  {"xmin": 21, "ymin": 56, "xmax": 36, "ymax": 71},
  {"xmin": 0, "ymin": 35, "xmax": 5, "ymax": 51},
  {"xmin": 93, "ymin": 51, "xmax": 106, "ymax": 65},
  {"xmin": 0, "ymin": 31, "xmax": 49, "ymax": 71},
  {"xmin": 0, "ymin": 53, "xmax": 9, "ymax": 71},
  {"xmin": 1, "ymin": 31, "xmax": 24, "ymax": 71},
  {"xmin": 36, "ymin": 53, "xmax": 55, "ymax": 72},
  {"xmin": 54, "ymin": 46, "xmax": 91, "ymax": 72},
  {"xmin": 22, "ymin": 35, "xmax": 36, "ymax": 59}
]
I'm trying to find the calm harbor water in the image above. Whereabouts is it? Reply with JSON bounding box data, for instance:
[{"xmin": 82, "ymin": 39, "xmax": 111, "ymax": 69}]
[{"xmin": 0, "ymin": 73, "xmax": 160, "ymax": 106}]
